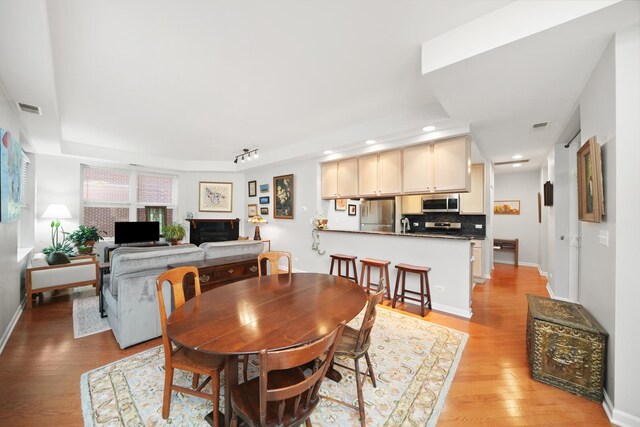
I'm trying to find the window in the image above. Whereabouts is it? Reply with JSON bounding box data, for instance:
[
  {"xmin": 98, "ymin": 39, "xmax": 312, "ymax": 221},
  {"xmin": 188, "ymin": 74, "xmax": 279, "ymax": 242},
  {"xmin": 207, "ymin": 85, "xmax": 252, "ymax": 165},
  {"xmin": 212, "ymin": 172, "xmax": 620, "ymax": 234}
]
[{"xmin": 81, "ymin": 165, "xmax": 177, "ymax": 237}]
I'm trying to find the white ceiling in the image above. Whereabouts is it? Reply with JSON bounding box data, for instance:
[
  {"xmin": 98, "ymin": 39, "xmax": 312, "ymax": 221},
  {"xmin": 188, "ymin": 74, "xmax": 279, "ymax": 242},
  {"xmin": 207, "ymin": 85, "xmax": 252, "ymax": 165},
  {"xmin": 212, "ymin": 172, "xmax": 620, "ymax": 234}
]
[{"xmin": 0, "ymin": 0, "xmax": 637, "ymax": 173}]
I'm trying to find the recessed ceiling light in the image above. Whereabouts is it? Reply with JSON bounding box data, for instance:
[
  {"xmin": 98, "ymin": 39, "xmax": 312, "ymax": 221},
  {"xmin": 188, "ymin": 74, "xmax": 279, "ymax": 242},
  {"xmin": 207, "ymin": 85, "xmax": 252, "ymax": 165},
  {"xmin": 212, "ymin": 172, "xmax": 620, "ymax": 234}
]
[
  {"xmin": 365, "ymin": 139, "xmax": 376, "ymax": 145},
  {"xmin": 512, "ymin": 154, "xmax": 523, "ymax": 159},
  {"xmin": 422, "ymin": 126, "xmax": 436, "ymax": 132},
  {"xmin": 323, "ymin": 150, "xmax": 333, "ymax": 155},
  {"xmin": 512, "ymin": 163, "xmax": 522, "ymax": 168}
]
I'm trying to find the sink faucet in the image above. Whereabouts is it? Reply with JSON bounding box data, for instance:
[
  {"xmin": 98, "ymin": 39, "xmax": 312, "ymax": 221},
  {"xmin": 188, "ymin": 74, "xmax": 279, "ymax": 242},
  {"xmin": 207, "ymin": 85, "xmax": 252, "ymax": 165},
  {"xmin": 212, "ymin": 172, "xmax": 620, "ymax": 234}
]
[{"xmin": 401, "ymin": 218, "xmax": 410, "ymax": 233}]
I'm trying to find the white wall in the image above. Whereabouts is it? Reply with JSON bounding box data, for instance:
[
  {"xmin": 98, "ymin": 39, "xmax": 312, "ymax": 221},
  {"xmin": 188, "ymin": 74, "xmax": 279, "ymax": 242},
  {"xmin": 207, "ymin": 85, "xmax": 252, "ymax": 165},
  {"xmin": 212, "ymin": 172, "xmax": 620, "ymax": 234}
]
[
  {"xmin": 576, "ymin": 36, "xmax": 617, "ymax": 402},
  {"xmin": 493, "ymin": 170, "xmax": 539, "ymax": 266},
  {"xmin": 0, "ymin": 89, "xmax": 31, "ymax": 351}
]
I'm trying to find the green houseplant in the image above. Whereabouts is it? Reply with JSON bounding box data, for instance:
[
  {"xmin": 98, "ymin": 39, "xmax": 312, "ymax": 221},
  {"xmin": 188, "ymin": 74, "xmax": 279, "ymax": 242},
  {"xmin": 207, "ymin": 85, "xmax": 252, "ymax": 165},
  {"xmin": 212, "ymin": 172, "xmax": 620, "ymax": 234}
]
[
  {"xmin": 162, "ymin": 222, "xmax": 186, "ymax": 245},
  {"xmin": 66, "ymin": 225, "xmax": 105, "ymax": 255},
  {"xmin": 42, "ymin": 219, "xmax": 74, "ymax": 263}
]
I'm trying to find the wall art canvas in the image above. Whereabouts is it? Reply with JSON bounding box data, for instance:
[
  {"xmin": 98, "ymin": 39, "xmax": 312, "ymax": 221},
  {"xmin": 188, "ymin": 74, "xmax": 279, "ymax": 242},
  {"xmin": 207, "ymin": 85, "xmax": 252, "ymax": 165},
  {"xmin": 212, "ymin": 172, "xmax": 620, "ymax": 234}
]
[
  {"xmin": 248, "ymin": 180, "xmax": 257, "ymax": 197},
  {"xmin": 1, "ymin": 129, "xmax": 22, "ymax": 222},
  {"xmin": 248, "ymin": 204, "xmax": 257, "ymax": 218},
  {"xmin": 335, "ymin": 199, "xmax": 347, "ymax": 211},
  {"xmin": 199, "ymin": 182, "xmax": 233, "ymax": 212},
  {"xmin": 577, "ymin": 136, "xmax": 604, "ymax": 223},
  {"xmin": 348, "ymin": 204, "xmax": 357, "ymax": 216},
  {"xmin": 259, "ymin": 196, "xmax": 270, "ymax": 205},
  {"xmin": 259, "ymin": 184, "xmax": 269, "ymax": 193},
  {"xmin": 273, "ymin": 174, "xmax": 294, "ymax": 219},
  {"xmin": 494, "ymin": 200, "xmax": 520, "ymax": 215},
  {"xmin": 260, "ymin": 207, "xmax": 269, "ymax": 215}
]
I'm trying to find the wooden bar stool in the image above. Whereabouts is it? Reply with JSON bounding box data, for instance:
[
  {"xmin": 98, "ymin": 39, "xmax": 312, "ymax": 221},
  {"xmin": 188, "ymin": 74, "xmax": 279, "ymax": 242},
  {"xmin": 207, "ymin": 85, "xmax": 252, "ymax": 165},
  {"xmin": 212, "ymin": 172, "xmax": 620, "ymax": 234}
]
[
  {"xmin": 392, "ymin": 263, "xmax": 432, "ymax": 317},
  {"xmin": 359, "ymin": 258, "xmax": 391, "ymax": 299},
  {"xmin": 329, "ymin": 254, "xmax": 359, "ymax": 283}
]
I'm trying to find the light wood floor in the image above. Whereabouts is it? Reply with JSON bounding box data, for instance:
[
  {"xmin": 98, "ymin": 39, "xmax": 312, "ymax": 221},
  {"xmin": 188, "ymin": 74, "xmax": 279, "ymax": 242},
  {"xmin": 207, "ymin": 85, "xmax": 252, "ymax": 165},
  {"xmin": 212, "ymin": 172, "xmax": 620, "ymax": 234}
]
[{"xmin": 0, "ymin": 264, "xmax": 611, "ymax": 426}]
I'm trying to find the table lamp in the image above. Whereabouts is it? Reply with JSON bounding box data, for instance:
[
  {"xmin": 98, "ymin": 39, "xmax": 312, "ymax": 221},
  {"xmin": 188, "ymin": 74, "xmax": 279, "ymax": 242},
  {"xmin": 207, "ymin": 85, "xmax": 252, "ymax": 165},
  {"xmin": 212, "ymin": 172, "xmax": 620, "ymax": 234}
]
[
  {"xmin": 42, "ymin": 203, "xmax": 72, "ymax": 246},
  {"xmin": 248, "ymin": 215, "xmax": 266, "ymax": 241}
]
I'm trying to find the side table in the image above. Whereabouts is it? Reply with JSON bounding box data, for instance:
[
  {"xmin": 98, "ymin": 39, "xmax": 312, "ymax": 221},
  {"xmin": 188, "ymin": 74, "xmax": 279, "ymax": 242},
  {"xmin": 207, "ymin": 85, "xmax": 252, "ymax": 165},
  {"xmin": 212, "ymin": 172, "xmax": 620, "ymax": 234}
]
[{"xmin": 98, "ymin": 262, "xmax": 110, "ymax": 318}]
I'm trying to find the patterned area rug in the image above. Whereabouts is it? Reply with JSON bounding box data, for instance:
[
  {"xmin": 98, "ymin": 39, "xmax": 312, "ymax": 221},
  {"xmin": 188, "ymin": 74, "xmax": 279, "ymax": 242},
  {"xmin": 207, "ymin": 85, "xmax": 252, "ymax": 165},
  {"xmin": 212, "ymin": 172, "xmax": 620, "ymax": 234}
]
[
  {"xmin": 73, "ymin": 286, "xmax": 111, "ymax": 339},
  {"xmin": 80, "ymin": 307, "xmax": 467, "ymax": 426}
]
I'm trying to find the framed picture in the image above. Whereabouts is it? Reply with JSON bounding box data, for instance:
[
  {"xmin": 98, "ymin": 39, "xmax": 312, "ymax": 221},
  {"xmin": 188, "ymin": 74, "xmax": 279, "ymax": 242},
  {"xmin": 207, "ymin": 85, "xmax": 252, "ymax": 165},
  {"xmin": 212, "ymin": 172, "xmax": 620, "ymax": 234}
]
[
  {"xmin": 259, "ymin": 184, "xmax": 269, "ymax": 193},
  {"xmin": 537, "ymin": 193, "xmax": 542, "ymax": 224},
  {"xmin": 0, "ymin": 129, "xmax": 22, "ymax": 222},
  {"xmin": 273, "ymin": 174, "xmax": 294, "ymax": 219},
  {"xmin": 348, "ymin": 204, "xmax": 356, "ymax": 216},
  {"xmin": 494, "ymin": 200, "xmax": 520, "ymax": 215},
  {"xmin": 248, "ymin": 203, "xmax": 257, "ymax": 218},
  {"xmin": 259, "ymin": 196, "xmax": 270, "ymax": 204},
  {"xmin": 199, "ymin": 182, "xmax": 233, "ymax": 212},
  {"xmin": 335, "ymin": 199, "xmax": 347, "ymax": 211},
  {"xmin": 248, "ymin": 180, "xmax": 257, "ymax": 197},
  {"xmin": 577, "ymin": 136, "xmax": 604, "ymax": 223},
  {"xmin": 260, "ymin": 207, "xmax": 269, "ymax": 215}
]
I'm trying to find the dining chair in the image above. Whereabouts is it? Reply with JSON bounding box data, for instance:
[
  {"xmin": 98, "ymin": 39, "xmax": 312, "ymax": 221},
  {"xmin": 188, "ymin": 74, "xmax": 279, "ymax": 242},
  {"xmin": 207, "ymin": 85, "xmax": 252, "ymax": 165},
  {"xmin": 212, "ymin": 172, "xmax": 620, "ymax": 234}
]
[
  {"xmin": 156, "ymin": 266, "xmax": 225, "ymax": 425},
  {"xmin": 258, "ymin": 251, "xmax": 292, "ymax": 277},
  {"xmin": 230, "ymin": 321, "xmax": 346, "ymax": 427},
  {"xmin": 329, "ymin": 278, "xmax": 386, "ymax": 426}
]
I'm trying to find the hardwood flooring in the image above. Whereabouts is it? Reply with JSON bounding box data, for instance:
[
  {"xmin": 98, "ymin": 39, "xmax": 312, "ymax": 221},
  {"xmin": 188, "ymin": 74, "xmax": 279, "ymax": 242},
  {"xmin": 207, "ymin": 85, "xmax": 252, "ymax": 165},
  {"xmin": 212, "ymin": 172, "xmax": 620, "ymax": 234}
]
[{"xmin": 0, "ymin": 264, "xmax": 611, "ymax": 426}]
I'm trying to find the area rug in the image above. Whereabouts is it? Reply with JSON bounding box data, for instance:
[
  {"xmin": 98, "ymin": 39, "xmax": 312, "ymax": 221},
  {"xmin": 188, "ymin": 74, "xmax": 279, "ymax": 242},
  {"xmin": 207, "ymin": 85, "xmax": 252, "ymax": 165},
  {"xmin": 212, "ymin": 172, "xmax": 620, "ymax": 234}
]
[
  {"xmin": 73, "ymin": 286, "xmax": 111, "ymax": 339},
  {"xmin": 80, "ymin": 307, "xmax": 467, "ymax": 426}
]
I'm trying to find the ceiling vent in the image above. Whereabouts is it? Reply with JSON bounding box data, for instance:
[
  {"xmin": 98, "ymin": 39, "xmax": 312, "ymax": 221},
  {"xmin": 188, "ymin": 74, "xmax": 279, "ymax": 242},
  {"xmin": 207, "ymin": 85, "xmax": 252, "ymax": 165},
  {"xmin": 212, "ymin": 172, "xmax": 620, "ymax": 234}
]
[
  {"xmin": 17, "ymin": 102, "xmax": 42, "ymax": 115},
  {"xmin": 532, "ymin": 121, "xmax": 549, "ymax": 129},
  {"xmin": 495, "ymin": 159, "xmax": 530, "ymax": 166}
]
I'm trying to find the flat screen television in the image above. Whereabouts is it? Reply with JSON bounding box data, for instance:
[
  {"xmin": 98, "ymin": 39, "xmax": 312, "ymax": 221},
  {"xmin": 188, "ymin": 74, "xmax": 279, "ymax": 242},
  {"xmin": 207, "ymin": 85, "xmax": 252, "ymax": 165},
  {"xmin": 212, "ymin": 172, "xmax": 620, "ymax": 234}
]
[{"xmin": 114, "ymin": 221, "xmax": 160, "ymax": 245}]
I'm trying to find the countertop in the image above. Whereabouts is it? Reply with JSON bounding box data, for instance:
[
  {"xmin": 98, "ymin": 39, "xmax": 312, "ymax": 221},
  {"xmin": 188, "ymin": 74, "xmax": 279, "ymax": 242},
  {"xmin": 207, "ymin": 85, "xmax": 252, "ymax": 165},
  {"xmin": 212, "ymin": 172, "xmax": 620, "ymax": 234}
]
[{"xmin": 319, "ymin": 229, "xmax": 485, "ymax": 241}]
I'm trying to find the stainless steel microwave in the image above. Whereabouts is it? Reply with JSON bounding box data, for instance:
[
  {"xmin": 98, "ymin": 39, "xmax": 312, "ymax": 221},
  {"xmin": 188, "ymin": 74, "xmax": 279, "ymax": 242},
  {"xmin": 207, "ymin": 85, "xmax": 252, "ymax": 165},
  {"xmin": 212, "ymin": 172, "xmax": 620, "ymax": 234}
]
[{"xmin": 422, "ymin": 194, "xmax": 459, "ymax": 213}]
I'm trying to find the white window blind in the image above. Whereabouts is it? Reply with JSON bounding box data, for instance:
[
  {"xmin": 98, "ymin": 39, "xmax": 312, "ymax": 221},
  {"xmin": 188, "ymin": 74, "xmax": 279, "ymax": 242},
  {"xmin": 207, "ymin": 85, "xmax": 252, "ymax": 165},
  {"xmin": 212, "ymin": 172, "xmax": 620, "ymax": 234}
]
[{"xmin": 20, "ymin": 152, "xmax": 29, "ymax": 208}]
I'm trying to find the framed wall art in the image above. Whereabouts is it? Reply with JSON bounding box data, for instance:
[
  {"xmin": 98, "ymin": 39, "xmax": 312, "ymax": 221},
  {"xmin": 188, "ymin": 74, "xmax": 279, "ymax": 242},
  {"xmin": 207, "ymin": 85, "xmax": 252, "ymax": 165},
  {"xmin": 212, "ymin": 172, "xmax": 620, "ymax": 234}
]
[
  {"xmin": 248, "ymin": 180, "xmax": 257, "ymax": 197},
  {"xmin": 348, "ymin": 204, "xmax": 357, "ymax": 216},
  {"xmin": 260, "ymin": 207, "xmax": 269, "ymax": 215},
  {"xmin": 577, "ymin": 136, "xmax": 604, "ymax": 223},
  {"xmin": 259, "ymin": 196, "xmax": 270, "ymax": 204},
  {"xmin": 335, "ymin": 199, "xmax": 347, "ymax": 211},
  {"xmin": 0, "ymin": 128, "xmax": 22, "ymax": 222},
  {"xmin": 259, "ymin": 184, "xmax": 269, "ymax": 193},
  {"xmin": 494, "ymin": 200, "xmax": 520, "ymax": 215},
  {"xmin": 273, "ymin": 174, "xmax": 294, "ymax": 219},
  {"xmin": 199, "ymin": 181, "xmax": 233, "ymax": 212},
  {"xmin": 248, "ymin": 203, "xmax": 257, "ymax": 218}
]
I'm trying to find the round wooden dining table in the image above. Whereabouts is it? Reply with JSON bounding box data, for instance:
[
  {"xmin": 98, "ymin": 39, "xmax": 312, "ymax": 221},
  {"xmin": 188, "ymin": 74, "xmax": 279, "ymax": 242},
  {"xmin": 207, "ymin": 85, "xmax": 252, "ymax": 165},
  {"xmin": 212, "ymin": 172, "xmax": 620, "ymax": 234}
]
[{"xmin": 166, "ymin": 272, "xmax": 367, "ymax": 427}]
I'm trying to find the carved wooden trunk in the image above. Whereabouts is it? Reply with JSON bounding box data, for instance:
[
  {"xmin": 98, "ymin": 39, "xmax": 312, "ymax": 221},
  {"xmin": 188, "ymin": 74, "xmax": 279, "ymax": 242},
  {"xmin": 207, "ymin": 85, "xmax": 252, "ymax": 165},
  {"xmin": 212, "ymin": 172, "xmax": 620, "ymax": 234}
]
[{"xmin": 526, "ymin": 294, "xmax": 607, "ymax": 401}]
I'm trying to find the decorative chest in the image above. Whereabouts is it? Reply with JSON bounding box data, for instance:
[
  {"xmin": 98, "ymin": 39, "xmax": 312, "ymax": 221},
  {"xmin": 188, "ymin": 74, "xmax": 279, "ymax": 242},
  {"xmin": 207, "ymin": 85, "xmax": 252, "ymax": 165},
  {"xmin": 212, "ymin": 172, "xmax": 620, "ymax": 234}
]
[{"xmin": 526, "ymin": 294, "xmax": 607, "ymax": 401}]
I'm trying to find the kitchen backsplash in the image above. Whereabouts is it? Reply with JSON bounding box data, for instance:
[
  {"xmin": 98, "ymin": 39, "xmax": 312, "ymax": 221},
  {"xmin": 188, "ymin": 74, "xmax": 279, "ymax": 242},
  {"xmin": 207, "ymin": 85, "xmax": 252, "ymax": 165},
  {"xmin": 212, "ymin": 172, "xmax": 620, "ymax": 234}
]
[{"xmin": 402, "ymin": 213, "xmax": 486, "ymax": 237}]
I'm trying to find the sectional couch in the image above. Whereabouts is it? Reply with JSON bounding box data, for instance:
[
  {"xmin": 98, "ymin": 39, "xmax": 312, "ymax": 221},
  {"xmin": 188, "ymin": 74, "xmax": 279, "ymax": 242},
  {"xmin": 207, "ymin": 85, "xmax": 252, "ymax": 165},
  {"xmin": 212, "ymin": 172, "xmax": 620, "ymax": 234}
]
[{"xmin": 104, "ymin": 240, "xmax": 263, "ymax": 348}]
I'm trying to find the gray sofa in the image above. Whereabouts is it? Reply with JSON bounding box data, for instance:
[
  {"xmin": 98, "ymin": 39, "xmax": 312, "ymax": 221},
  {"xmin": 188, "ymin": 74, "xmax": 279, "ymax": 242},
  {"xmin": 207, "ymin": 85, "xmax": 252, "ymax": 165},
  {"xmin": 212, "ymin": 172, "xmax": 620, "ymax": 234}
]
[{"xmin": 104, "ymin": 241, "xmax": 264, "ymax": 348}]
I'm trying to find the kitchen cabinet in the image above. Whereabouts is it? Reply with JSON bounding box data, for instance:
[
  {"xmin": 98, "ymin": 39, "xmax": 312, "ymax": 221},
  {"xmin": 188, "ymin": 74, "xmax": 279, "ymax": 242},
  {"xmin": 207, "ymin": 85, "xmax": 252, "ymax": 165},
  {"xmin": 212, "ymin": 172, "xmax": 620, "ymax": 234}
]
[
  {"xmin": 358, "ymin": 149, "xmax": 402, "ymax": 197},
  {"xmin": 460, "ymin": 164, "xmax": 485, "ymax": 215},
  {"xmin": 321, "ymin": 158, "xmax": 358, "ymax": 199},
  {"xmin": 472, "ymin": 239, "xmax": 484, "ymax": 283},
  {"xmin": 401, "ymin": 195, "xmax": 423, "ymax": 214},
  {"xmin": 402, "ymin": 143, "xmax": 433, "ymax": 193},
  {"xmin": 433, "ymin": 136, "xmax": 471, "ymax": 193}
]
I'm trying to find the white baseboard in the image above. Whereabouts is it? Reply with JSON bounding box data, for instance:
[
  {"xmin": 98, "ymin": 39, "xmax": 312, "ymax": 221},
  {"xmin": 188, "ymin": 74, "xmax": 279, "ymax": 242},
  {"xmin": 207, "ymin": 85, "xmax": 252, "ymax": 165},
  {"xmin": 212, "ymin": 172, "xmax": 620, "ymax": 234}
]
[
  {"xmin": 546, "ymin": 284, "xmax": 572, "ymax": 302},
  {"xmin": 0, "ymin": 300, "xmax": 24, "ymax": 355},
  {"xmin": 493, "ymin": 260, "xmax": 539, "ymax": 268},
  {"xmin": 603, "ymin": 389, "xmax": 640, "ymax": 427},
  {"xmin": 537, "ymin": 266, "xmax": 549, "ymax": 277},
  {"xmin": 405, "ymin": 300, "xmax": 472, "ymax": 319}
]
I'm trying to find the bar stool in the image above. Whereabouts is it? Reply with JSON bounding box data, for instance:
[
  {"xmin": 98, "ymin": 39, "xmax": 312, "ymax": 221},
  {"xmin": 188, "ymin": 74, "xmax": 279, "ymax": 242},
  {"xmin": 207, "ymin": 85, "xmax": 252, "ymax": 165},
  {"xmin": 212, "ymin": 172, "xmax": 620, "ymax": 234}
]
[
  {"xmin": 359, "ymin": 258, "xmax": 391, "ymax": 299},
  {"xmin": 329, "ymin": 254, "xmax": 359, "ymax": 283},
  {"xmin": 392, "ymin": 263, "xmax": 432, "ymax": 317}
]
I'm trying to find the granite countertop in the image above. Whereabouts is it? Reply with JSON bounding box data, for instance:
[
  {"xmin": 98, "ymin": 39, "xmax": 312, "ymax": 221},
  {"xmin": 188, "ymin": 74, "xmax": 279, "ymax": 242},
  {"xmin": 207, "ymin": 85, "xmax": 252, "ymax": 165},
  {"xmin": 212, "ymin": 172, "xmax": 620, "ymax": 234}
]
[{"xmin": 320, "ymin": 229, "xmax": 485, "ymax": 241}]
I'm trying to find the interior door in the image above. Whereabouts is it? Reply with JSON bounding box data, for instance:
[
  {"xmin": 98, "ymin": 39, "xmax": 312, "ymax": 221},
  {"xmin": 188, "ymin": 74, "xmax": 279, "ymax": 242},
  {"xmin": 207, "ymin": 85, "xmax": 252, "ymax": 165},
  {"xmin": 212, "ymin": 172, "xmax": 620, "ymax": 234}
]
[{"xmin": 568, "ymin": 133, "xmax": 580, "ymax": 301}]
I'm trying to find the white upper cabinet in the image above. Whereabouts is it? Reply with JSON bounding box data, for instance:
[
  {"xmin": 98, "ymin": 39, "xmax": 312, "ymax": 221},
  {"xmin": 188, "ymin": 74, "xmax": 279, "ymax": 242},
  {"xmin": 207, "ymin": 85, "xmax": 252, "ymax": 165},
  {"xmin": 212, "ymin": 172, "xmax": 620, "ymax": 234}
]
[
  {"xmin": 358, "ymin": 149, "xmax": 402, "ymax": 197},
  {"xmin": 432, "ymin": 136, "xmax": 471, "ymax": 193},
  {"xmin": 402, "ymin": 144, "xmax": 433, "ymax": 193},
  {"xmin": 460, "ymin": 164, "xmax": 485, "ymax": 215},
  {"xmin": 321, "ymin": 158, "xmax": 358, "ymax": 199}
]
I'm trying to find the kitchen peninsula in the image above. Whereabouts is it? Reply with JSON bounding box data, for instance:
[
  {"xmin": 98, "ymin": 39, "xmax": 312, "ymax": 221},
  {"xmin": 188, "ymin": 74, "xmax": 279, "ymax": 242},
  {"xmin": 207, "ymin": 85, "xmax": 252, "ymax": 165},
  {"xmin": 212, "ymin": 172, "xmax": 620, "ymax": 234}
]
[{"xmin": 318, "ymin": 229, "xmax": 475, "ymax": 318}]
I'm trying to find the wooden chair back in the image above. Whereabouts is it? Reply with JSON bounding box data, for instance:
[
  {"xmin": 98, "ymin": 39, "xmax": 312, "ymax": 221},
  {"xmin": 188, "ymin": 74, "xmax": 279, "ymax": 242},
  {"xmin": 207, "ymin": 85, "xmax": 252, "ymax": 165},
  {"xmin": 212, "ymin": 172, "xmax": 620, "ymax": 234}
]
[
  {"xmin": 258, "ymin": 251, "xmax": 292, "ymax": 277},
  {"xmin": 354, "ymin": 278, "xmax": 386, "ymax": 354},
  {"xmin": 258, "ymin": 321, "xmax": 346, "ymax": 426},
  {"xmin": 156, "ymin": 266, "xmax": 200, "ymax": 360}
]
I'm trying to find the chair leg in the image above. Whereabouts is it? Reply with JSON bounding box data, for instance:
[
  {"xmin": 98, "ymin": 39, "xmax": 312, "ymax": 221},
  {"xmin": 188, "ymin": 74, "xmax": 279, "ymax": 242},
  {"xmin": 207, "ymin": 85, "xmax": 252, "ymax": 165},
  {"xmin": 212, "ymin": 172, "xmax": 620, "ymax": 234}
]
[
  {"xmin": 242, "ymin": 354, "xmax": 249, "ymax": 382},
  {"xmin": 162, "ymin": 367, "xmax": 174, "ymax": 419},
  {"xmin": 354, "ymin": 358, "xmax": 366, "ymax": 427},
  {"xmin": 192, "ymin": 373, "xmax": 200, "ymax": 389},
  {"xmin": 420, "ymin": 273, "xmax": 425, "ymax": 317},
  {"xmin": 211, "ymin": 370, "xmax": 220, "ymax": 427},
  {"xmin": 352, "ymin": 259, "xmax": 359, "ymax": 283},
  {"xmin": 384, "ymin": 266, "xmax": 391, "ymax": 300},
  {"xmin": 231, "ymin": 411, "xmax": 239, "ymax": 427},
  {"xmin": 391, "ymin": 271, "xmax": 401, "ymax": 308},
  {"xmin": 329, "ymin": 258, "xmax": 335, "ymax": 275},
  {"xmin": 306, "ymin": 418, "xmax": 313, "ymax": 426},
  {"xmin": 364, "ymin": 351, "xmax": 377, "ymax": 388}
]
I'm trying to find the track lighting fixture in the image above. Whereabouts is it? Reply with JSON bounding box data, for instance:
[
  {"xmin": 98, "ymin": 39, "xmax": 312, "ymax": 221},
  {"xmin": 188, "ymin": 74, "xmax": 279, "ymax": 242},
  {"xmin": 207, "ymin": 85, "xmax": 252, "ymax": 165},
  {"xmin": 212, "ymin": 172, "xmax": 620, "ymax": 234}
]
[{"xmin": 234, "ymin": 148, "xmax": 259, "ymax": 164}]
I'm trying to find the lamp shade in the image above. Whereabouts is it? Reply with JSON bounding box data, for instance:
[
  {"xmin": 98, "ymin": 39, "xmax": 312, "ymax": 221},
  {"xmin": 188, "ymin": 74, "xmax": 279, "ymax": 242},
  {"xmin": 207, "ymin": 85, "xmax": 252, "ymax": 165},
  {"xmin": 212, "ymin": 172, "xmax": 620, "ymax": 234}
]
[
  {"xmin": 41, "ymin": 204, "xmax": 72, "ymax": 219},
  {"xmin": 248, "ymin": 215, "xmax": 266, "ymax": 224}
]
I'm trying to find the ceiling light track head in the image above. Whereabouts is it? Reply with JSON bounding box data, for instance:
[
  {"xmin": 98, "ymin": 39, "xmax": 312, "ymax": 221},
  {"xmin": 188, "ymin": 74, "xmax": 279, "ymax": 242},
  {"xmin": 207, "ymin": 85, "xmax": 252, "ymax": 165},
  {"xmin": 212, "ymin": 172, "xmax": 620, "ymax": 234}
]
[{"xmin": 234, "ymin": 148, "xmax": 259, "ymax": 164}]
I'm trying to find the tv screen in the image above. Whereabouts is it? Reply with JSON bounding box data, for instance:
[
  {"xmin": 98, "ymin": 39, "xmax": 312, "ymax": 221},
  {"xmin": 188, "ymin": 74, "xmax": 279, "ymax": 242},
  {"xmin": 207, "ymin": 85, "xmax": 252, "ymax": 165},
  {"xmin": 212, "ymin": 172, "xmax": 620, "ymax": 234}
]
[{"xmin": 114, "ymin": 221, "xmax": 160, "ymax": 245}]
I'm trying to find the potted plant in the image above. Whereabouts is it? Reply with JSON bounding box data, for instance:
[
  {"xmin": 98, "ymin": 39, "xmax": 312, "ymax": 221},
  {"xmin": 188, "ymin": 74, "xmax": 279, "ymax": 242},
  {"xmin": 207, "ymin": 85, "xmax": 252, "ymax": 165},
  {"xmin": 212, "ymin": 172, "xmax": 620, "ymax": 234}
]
[
  {"xmin": 163, "ymin": 222, "xmax": 186, "ymax": 245},
  {"xmin": 42, "ymin": 219, "xmax": 75, "ymax": 264},
  {"xmin": 67, "ymin": 225, "xmax": 105, "ymax": 255}
]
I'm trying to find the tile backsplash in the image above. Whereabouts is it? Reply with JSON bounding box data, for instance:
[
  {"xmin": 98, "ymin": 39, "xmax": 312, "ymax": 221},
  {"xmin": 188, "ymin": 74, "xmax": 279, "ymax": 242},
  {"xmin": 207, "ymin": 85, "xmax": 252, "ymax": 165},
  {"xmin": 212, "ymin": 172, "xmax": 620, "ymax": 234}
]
[{"xmin": 402, "ymin": 213, "xmax": 486, "ymax": 237}]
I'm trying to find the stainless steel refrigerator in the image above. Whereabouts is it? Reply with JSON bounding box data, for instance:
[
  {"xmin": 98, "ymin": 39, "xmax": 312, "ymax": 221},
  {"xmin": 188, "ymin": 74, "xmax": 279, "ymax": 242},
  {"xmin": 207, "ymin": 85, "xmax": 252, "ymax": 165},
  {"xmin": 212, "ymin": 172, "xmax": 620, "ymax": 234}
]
[{"xmin": 360, "ymin": 198, "xmax": 395, "ymax": 232}]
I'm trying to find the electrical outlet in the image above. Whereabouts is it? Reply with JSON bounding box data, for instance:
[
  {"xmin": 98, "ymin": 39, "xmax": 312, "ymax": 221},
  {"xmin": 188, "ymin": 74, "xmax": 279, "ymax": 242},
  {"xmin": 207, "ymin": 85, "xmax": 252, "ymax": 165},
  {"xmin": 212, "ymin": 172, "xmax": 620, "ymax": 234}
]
[
  {"xmin": 435, "ymin": 285, "xmax": 444, "ymax": 291},
  {"xmin": 475, "ymin": 224, "xmax": 483, "ymax": 229},
  {"xmin": 413, "ymin": 222, "xmax": 419, "ymax": 227}
]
